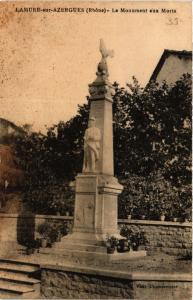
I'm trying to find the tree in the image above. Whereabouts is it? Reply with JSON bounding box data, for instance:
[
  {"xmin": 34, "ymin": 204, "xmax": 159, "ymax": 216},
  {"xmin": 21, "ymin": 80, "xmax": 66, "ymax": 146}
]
[
  {"xmin": 14, "ymin": 102, "xmax": 89, "ymax": 214},
  {"xmin": 113, "ymin": 75, "xmax": 191, "ymax": 184},
  {"xmin": 113, "ymin": 74, "xmax": 191, "ymax": 219},
  {"xmin": 15, "ymin": 74, "xmax": 191, "ymax": 217}
]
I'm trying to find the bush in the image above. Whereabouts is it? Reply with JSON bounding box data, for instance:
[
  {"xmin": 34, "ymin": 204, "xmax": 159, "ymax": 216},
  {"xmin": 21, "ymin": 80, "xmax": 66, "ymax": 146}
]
[
  {"xmin": 120, "ymin": 225, "xmax": 147, "ymax": 249},
  {"xmin": 37, "ymin": 220, "xmax": 71, "ymax": 244},
  {"xmin": 24, "ymin": 180, "xmax": 74, "ymax": 215},
  {"xmin": 118, "ymin": 171, "xmax": 191, "ymax": 220}
]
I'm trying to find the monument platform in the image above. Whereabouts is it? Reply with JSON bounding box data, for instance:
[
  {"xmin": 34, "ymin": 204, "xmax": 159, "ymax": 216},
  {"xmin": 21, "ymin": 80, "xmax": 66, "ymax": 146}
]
[
  {"xmin": 40, "ymin": 245, "xmax": 146, "ymax": 264},
  {"xmin": 40, "ymin": 230, "xmax": 146, "ymax": 264}
]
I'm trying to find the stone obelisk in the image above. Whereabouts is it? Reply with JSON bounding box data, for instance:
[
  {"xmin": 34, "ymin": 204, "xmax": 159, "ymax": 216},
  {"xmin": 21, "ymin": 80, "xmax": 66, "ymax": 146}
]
[
  {"xmin": 73, "ymin": 39, "xmax": 123, "ymax": 242},
  {"xmin": 53, "ymin": 40, "xmax": 123, "ymax": 256}
]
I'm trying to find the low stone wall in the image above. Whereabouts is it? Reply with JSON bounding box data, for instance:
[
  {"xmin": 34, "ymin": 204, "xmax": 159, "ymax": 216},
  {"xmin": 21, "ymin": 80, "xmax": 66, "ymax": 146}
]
[
  {"xmin": 0, "ymin": 214, "xmax": 191, "ymax": 256},
  {"xmin": 0, "ymin": 213, "xmax": 73, "ymax": 247},
  {"xmin": 118, "ymin": 219, "xmax": 192, "ymax": 256},
  {"xmin": 40, "ymin": 264, "xmax": 192, "ymax": 299}
]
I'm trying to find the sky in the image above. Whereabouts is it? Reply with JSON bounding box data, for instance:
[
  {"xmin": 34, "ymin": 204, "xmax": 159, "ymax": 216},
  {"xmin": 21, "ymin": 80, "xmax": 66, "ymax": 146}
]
[{"xmin": 0, "ymin": 1, "xmax": 191, "ymax": 132}]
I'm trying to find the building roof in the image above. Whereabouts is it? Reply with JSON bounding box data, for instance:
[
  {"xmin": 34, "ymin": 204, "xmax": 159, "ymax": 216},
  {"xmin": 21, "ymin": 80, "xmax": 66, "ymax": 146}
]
[
  {"xmin": 150, "ymin": 49, "xmax": 192, "ymax": 82},
  {"xmin": 0, "ymin": 118, "xmax": 24, "ymax": 134}
]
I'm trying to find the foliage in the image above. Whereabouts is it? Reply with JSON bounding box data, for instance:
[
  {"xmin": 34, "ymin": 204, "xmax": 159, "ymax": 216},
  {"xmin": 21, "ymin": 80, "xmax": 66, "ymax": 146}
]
[
  {"xmin": 14, "ymin": 103, "xmax": 89, "ymax": 214},
  {"xmin": 47, "ymin": 220, "xmax": 70, "ymax": 243},
  {"xmin": 120, "ymin": 225, "xmax": 147, "ymax": 249},
  {"xmin": 0, "ymin": 145, "xmax": 23, "ymax": 188},
  {"xmin": 37, "ymin": 220, "xmax": 71, "ymax": 244},
  {"xmin": 113, "ymin": 74, "xmax": 191, "ymax": 185},
  {"xmin": 105, "ymin": 235, "xmax": 119, "ymax": 249},
  {"xmin": 37, "ymin": 222, "xmax": 52, "ymax": 239},
  {"xmin": 117, "ymin": 239, "xmax": 130, "ymax": 252},
  {"xmin": 118, "ymin": 171, "xmax": 191, "ymax": 220},
  {"xmin": 14, "ymin": 75, "xmax": 191, "ymax": 217},
  {"xmin": 24, "ymin": 178, "xmax": 74, "ymax": 215},
  {"xmin": 114, "ymin": 74, "xmax": 191, "ymax": 219}
]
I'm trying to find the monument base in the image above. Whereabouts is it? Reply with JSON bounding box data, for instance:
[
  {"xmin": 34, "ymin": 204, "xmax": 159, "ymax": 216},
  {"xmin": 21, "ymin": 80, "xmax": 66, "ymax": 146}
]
[
  {"xmin": 40, "ymin": 245, "xmax": 146, "ymax": 265},
  {"xmin": 41, "ymin": 173, "xmax": 147, "ymax": 264},
  {"xmin": 40, "ymin": 231, "xmax": 146, "ymax": 265},
  {"xmin": 71, "ymin": 173, "xmax": 124, "ymax": 243}
]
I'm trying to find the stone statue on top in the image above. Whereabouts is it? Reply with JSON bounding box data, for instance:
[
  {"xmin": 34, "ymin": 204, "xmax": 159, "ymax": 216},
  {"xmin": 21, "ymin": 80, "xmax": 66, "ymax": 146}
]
[{"xmin": 97, "ymin": 39, "xmax": 114, "ymax": 79}]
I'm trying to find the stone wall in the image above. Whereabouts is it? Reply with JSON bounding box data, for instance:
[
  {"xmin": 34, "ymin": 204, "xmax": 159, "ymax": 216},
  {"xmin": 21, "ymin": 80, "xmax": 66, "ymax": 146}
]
[
  {"xmin": 0, "ymin": 213, "xmax": 73, "ymax": 248},
  {"xmin": 118, "ymin": 219, "xmax": 192, "ymax": 256},
  {"xmin": 40, "ymin": 265, "xmax": 192, "ymax": 300},
  {"xmin": 0, "ymin": 214, "xmax": 191, "ymax": 256}
]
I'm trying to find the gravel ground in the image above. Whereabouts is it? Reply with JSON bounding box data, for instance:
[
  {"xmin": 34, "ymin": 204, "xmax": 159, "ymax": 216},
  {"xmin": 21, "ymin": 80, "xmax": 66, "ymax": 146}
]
[{"xmin": 110, "ymin": 253, "xmax": 192, "ymax": 274}]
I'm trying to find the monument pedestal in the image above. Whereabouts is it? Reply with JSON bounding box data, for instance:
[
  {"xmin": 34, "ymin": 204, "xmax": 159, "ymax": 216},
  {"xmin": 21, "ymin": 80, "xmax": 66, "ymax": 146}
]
[
  {"xmin": 54, "ymin": 174, "xmax": 123, "ymax": 249},
  {"xmin": 43, "ymin": 174, "xmax": 146, "ymax": 263}
]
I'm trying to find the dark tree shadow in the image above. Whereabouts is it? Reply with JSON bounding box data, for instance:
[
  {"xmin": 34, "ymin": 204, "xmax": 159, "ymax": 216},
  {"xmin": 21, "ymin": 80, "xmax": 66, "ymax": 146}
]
[{"xmin": 17, "ymin": 212, "xmax": 35, "ymax": 246}]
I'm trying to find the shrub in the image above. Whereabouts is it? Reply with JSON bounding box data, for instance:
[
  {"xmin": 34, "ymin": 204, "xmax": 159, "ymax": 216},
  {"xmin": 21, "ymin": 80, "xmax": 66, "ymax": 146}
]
[
  {"xmin": 118, "ymin": 171, "xmax": 190, "ymax": 220},
  {"xmin": 37, "ymin": 220, "xmax": 71, "ymax": 244},
  {"xmin": 120, "ymin": 225, "xmax": 147, "ymax": 249}
]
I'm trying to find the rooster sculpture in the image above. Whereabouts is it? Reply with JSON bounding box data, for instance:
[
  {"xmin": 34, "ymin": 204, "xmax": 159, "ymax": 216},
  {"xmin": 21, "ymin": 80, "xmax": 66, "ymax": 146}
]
[
  {"xmin": 99, "ymin": 39, "xmax": 114, "ymax": 59},
  {"xmin": 97, "ymin": 39, "xmax": 114, "ymax": 78}
]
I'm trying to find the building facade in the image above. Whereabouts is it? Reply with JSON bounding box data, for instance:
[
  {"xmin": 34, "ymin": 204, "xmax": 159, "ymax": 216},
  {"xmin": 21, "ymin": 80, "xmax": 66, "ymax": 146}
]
[{"xmin": 150, "ymin": 50, "xmax": 192, "ymax": 84}]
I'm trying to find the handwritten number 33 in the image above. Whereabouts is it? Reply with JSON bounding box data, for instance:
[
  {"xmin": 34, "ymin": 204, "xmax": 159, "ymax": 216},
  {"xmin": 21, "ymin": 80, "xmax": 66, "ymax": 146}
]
[{"xmin": 167, "ymin": 18, "xmax": 178, "ymax": 25}]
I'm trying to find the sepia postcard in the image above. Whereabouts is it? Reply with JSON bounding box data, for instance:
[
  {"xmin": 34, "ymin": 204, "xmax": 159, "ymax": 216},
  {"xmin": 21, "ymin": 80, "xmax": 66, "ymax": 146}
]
[{"xmin": 0, "ymin": 1, "xmax": 192, "ymax": 299}]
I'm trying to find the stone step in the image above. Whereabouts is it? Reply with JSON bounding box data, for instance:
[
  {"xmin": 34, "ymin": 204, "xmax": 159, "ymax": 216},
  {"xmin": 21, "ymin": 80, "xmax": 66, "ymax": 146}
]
[
  {"xmin": 59, "ymin": 235, "xmax": 104, "ymax": 246},
  {"xmin": 0, "ymin": 259, "xmax": 39, "ymax": 268},
  {"xmin": 41, "ymin": 247, "xmax": 147, "ymax": 265},
  {"xmin": 0, "ymin": 261, "xmax": 39, "ymax": 274},
  {"xmin": 53, "ymin": 242, "xmax": 107, "ymax": 253},
  {"xmin": 0, "ymin": 271, "xmax": 40, "ymax": 284},
  {"xmin": 0, "ymin": 280, "xmax": 35, "ymax": 294},
  {"xmin": 0, "ymin": 289, "xmax": 22, "ymax": 299},
  {"xmin": 0, "ymin": 288, "xmax": 38, "ymax": 299},
  {"xmin": 0, "ymin": 259, "xmax": 41, "ymax": 298}
]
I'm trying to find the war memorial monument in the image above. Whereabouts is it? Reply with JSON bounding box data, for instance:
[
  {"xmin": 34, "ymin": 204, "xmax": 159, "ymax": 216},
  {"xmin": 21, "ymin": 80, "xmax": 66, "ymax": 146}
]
[{"xmin": 44, "ymin": 40, "xmax": 146, "ymax": 263}]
